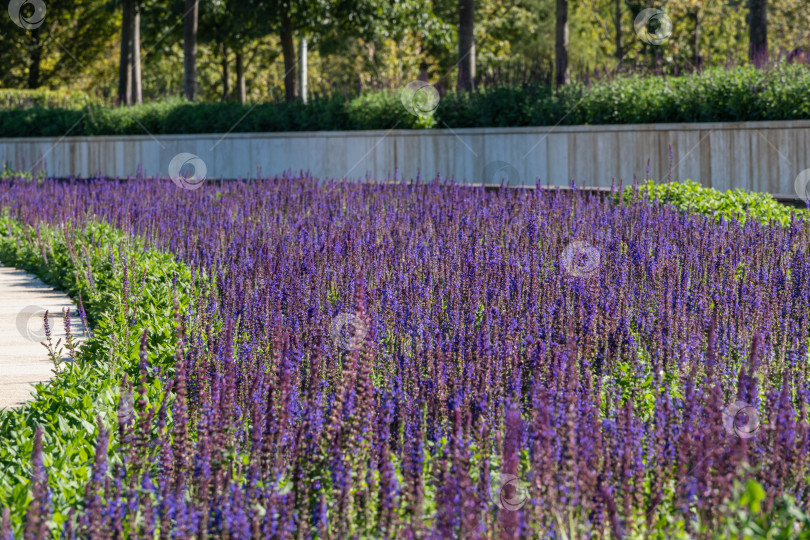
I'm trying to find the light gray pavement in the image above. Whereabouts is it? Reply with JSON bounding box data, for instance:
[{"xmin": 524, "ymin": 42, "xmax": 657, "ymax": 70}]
[{"xmin": 0, "ymin": 265, "xmax": 85, "ymax": 410}]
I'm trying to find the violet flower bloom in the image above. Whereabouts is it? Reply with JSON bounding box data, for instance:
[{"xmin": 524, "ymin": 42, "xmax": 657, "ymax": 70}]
[{"xmin": 1, "ymin": 175, "xmax": 809, "ymax": 537}]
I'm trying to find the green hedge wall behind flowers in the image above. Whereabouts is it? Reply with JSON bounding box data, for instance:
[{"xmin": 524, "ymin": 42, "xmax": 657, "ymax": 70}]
[{"xmin": 1, "ymin": 65, "xmax": 808, "ymax": 138}]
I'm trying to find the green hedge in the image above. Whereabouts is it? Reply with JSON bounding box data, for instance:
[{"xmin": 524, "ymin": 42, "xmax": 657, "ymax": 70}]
[
  {"xmin": 1, "ymin": 64, "xmax": 809, "ymax": 137},
  {"xmin": 621, "ymin": 180, "xmax": 810, "ymax": 226},
  {"xmin": 440, "ymin": 64, "xmax": 810, "ymax": 127}
]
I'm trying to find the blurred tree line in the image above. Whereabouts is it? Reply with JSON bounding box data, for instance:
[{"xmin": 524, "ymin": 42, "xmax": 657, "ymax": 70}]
[{"xmin": 0, "ymin": 0, "xmax": 807, "ymax": 104}]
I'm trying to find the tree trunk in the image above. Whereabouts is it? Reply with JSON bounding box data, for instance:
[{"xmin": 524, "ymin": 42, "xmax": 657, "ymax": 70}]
[
  {"xmin": 694, "ymin": 9, "xmax": 700, "ymax": 68},
  {"xmin": 132, "ymin": 2, "xmax": 142, "ymax": 104},
  {"xmin": 748, "ymin": 0, "xmax": 767, "ymax": 64},
  {"xmin": 555, "ymin": 0, "xmax": 570, "ymax": 87},
  {"xmin": 183, "ymin": 0, "xmax": 199, "ymax": 100},
  {"xmin": 27, "ymin": 29, "xmax": 42, "ymax": 89},
  {"xmin": 280, "ymin": 7, "xmax": 297, "ymax": 101},
  {"xmin": 419, "ymin": 60, "xmax": 429, "ymax": 82},
  {"xmin": 236, "ymin": 50, "xmax": 246, "ymax": 104},
  {"xmin": 457, "ymin": 0, "xmax": 475, "ymax": 91},
  {"xmin": 614, "ymin": 0, "xmax": 622, "ymax": 60},
  {"xmin": 118, "ymin": 0, "xmax": 133, "ymax": 105},
  {"xmin": 221, "ymin": 43, "xmax": 230, "ymax": 100}
]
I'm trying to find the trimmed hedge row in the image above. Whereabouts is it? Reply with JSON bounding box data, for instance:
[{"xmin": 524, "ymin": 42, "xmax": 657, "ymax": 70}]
[{"xmin": 1, "ymin": 65, "xmax": 809, "ymax": 137}]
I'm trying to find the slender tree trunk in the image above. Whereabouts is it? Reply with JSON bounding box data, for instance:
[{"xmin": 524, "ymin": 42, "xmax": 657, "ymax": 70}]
[
  {"xmin": 118, "ymin": 0, "xmax": 134, "ymax": 105},
  {"xmin": 280, "ymin": 7, "xmax": 297, "ymax": 101},
  {"xmin": 27, "ymin": 29, "xmax": 42, "ymax": 89},
  {"xmin": 183, "ymin": 0, "xmax": 199, "ymax": 100},
  {"xmin": 555, "ymin": 0, "xmax": 570, "ymax": 87},
  {"xmin": 748, "ymin": 0, "xmax": 767, "ymax": 64},
  {"xmin": 419, "ymin": 60, "xmax": 429, "ymax": 82},
  {"xmin": 369, "ymin": 39, "xmax": 380, "ymax": 86},
  {"xmin": 298, "ymin": 37, "xmax": 307, "ymax": 104},
  {"xmin": 132, "ymin": 2, "xmax": 142, "ymax": 104},
  {"xmin": 221, "ymin": 43, "xmax": 230, "ymax": 100},
  {"xmin": 236, "ymin": 50, "xmax": 246, "ymax": 104},
  {"xmin": 614, "ymin": 0, "xmax": 622, "ymax": 60},
  {"xmin": 694, "ymin": 9, "xmax": 700, "ymax": 68},
  {"xmin": 457, "ymin": 0, "xmax": 475, "ymax": 91}
]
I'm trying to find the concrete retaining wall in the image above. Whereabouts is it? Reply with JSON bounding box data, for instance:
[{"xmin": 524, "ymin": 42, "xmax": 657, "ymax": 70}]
[{"xmin": 1, "ymin": 120, "xmax": 809, "ymax": 198}]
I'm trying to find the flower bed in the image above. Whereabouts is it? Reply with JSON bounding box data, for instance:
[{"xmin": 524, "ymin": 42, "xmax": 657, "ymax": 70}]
[{"xmin": 0, "ymin": 175, "xmax": 809, "ymax": 538}]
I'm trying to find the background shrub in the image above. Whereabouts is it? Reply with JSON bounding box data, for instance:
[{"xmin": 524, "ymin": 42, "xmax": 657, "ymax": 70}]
[{"xmin": 1, "ymin": 65, "xmax": 808, "ymax": 138}]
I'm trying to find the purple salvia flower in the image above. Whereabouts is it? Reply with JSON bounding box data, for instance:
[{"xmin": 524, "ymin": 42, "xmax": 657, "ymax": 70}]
[
  {"xmin": 23, "ymin": 427, "xmax": 50, "ymax": 540},
  {"xmin": 0, "ymin": 509, "xmax": 12, "ymax": 540}
]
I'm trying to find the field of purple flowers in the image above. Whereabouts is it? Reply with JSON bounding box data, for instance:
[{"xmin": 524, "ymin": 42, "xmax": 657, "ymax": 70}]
[{"xmin": 1, "ymin": 175, "xmax": 810, "ymax": 538}]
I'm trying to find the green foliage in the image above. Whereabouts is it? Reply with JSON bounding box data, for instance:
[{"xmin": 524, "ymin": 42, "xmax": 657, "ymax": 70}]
[
  {"xmin": 718, "ymin": 479, "xmax": 810, "ymax": 539},
  {"xmin": 439, "ymin": 64, "xmax": 810, "ymax": 127},
  {"xmin": 0, "ymin": 0, "xmax": 118, "ymax": 90},
  {"xmin": 2, "ymin": 65, "xmax": 808, "ymax": 136},
  {"xmin": 0, "ymin": 89, "xmax": 431, "ymax": 137},
  {"xmin": 345, "ymin": 89, "xmax": 434, "ymax": 129},
  {"xmin": 436, "ymin": 84, "xmax": 556, "ymax": 127},
  {"xmin": 620, "ymin": 179, "xmax": 810, "ymax": 227},
  {"xmin": 0, "ymin": 89, "xmax": 100, "ymax": 110},
  {"xmin": 0, "ymin": 216, "xmax": 195, "ymax": 536}
]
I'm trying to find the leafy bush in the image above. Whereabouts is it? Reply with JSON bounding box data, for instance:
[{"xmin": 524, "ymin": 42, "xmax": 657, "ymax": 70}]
[
  {"xmin": 720, "ymin": 478, "xmax": 810, "ymax": 539},
  {"xmin": 0, "ymin": 89, "xmax": 99, "ymax": 110},
  {"xmin": 1, "ymin": 65, "xmax": 808, "ymax": 137},
  {"xmin": 621, "ymin": 179, "xmax": 810, "ymax": 226},
  {"xmin": 0, "ymin": 93, "xmax": 427, "ymax": 138},
  {"xmin": 441, "ymin": 64, "xmax": 810, "ymax": 127}
]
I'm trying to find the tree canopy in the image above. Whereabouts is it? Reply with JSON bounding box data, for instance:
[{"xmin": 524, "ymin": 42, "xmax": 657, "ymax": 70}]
[{"xmin": 1, "ymin": 0, "xmax": 807, "ymax": 101}]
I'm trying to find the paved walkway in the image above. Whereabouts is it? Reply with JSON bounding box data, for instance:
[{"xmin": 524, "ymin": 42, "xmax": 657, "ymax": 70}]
[{"xmin": 0, "ymin": 266, "xmax": 85, "ymax": 410}]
